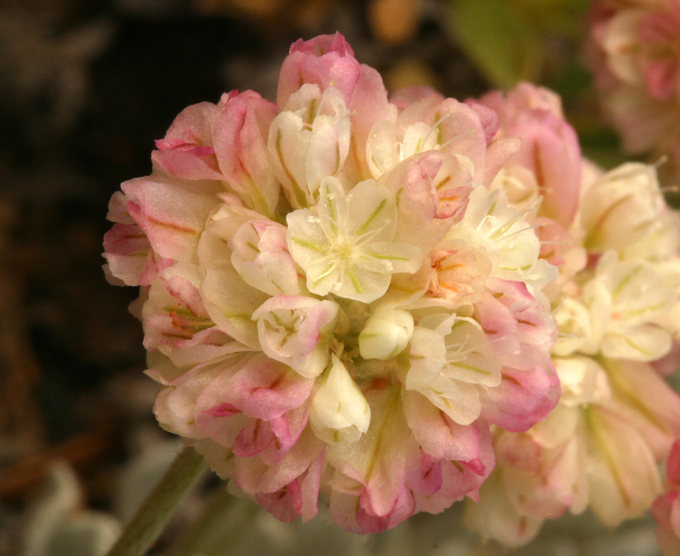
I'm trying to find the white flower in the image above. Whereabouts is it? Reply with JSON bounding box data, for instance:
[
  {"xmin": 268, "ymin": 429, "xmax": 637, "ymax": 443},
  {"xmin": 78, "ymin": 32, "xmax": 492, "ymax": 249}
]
[
  {"xmin": 367, "ymin": 119, "xmax": 440, "ymax": 178},
  {"xmin": 229, "ymin": 219, "xmax": 302, "ymax": 296},
  {"xmin": 447, "ymin": 185, "xmax": 554, "ymax": 293},
  {"xmin": 406, "ymin": 314, "xmax": 502, "ymax": 425},
  {"xmin": 580, "ymin": 163, "xmax": 665, "ymax": 253},
  {"xmin": 309, "ymin": 355, "xmax": 370, "ymax": 444},
  {"xmin": 365, "ymin": 96, "xmax": 486, "ymax": 180},
  {"xmin": 268, "ymin": 84, "xmax": 350, "ymax": 208},
  {"xmin": 553, "ymin": 356, "xmax": 611, "ymax": 408},
  {"xmin": 556, "ymin": 251, "xmax": 676, "ymax": 361},
  {"xmin": 620, "ymin": 209, "xmax": 680, "ymax": 264},
  {"xmin": 488, "ymin": 165, "xmax": 541, "ymax": 215},
  {"xmin": 552, "ymin": 297, "xmax": 603, "ymax": 357},
  {"xmin": 358, "ymin": 306, "xmax": 414, "ymax": 360},
  {"xmin": 286, "ymin": 177, "xmax": 422, "ymax": 303},
  {"xmin": 584, "ymin": 251, "xmax": 675, "ymax": 361},
  {"xmin": 251, "ymin": 295, "xmax": 340, "ymax": 378}
]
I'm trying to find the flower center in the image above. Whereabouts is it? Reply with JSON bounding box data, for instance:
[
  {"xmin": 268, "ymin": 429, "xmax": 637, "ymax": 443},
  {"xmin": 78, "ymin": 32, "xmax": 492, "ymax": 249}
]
[{"xmin": 331, "ymin": 235, "xmax": 357, "ymax": 260}]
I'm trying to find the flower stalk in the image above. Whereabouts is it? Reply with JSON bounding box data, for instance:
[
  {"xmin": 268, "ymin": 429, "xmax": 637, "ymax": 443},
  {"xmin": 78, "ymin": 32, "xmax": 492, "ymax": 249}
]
[
  {"xmin": 106, "ymin": 446, "xmax": 209, "ymax": 556},
  {"xmin": 170, "ymin": 489, "xmax": 259, "ymax": 556}
]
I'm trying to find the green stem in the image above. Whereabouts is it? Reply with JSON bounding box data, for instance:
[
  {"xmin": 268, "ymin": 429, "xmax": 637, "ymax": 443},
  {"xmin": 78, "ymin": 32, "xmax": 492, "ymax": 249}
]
[
  {"xmin": 106, "ymin": 445, "xmax": 209, "ymax": 556},
  {"xmin": 171, "ymin": 488, "xmax": 260, "ymax": 556}
]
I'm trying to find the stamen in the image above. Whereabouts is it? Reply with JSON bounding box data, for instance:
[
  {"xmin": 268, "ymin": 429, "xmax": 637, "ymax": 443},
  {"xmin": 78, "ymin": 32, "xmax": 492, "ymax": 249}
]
[
  {"xmin": 439, "ymin": 129, "xmax": 477, "ymax": 151},
  {"xmin": 557, "ymin": 331, "xmax": 580, "ymax": 340},
  {"xmin": 497, "ymin": 222, "xmax": 546, "ymax": 244},
  {"xmin": 654, "ymin": 155, "xmax": 669, "ymax": 169},
  {"xmin": 355, "ymin": 221, "xmax": 391, "ymax": 245},
  {"xmin": 540, "ymin": 240, "xmax": 573, "ymax": 246},
  {"xmin": 369, "ymin": 145, "xmax": 387, "ymax": 175},
  {"xmin": 520, "ymin": 196, "xmax": 543, "ymax": 219},
  {"xmin": 445, "ymin": 333, "xmax": 508, "ymax": 361},
  {"xmin": 550, "ymin": 298, "xmax": 569, "ymax": 316},
  {"xmin": 423, "ymin": 112, "xmax": 454, "ymax": 148}
]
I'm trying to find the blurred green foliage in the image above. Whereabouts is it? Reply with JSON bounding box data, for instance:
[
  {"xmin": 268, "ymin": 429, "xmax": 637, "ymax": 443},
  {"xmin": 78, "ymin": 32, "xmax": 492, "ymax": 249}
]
[
  {"xmin": 447, "ymin": 0, "xmax": 545, "ymax": 89},
  {"xmin": 446, "ymin": 0, "xmax": 626, "ymax": 169},
  {"xmin": 447, "ymin": 0, "xmax": 591, "ymax": 88}
]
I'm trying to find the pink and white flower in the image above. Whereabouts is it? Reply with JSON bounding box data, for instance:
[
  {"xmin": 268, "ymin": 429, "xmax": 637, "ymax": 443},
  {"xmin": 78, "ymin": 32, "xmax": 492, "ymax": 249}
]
[
  {"xmin": 103, "ymin": 34, "xmax": 560, "ymax": 534},
  {"xmin": 588, "ymin": 0, "xmax": 680, "ymax": 177},
  {"xmin": 653, "ymin": 439, "xmax": 680, "ymax": 555},
  {"xmin": 104, "ymin": 33, "xmax": 680, "ymax": 545},
  {"xmin": 476, "ymin": 83, "xmax": 582, "ymax": 228},
  {"xmin": 463, "ymin": 83, "xmax": 680, "ymax": 547}
]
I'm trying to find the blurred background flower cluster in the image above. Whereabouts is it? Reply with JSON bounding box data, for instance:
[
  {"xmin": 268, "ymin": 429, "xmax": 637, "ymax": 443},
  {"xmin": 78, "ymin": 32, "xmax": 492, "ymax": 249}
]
[{"xmin": 0, "ymin": 0, "xmax": 674, "ymax": 554}]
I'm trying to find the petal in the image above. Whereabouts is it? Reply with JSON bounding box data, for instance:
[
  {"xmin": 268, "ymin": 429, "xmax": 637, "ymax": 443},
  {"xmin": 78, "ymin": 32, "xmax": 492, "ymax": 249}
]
[
  {"xmin": 402, "ymin": 388, "xmax": 484, "ymax": 462},
  {"xmin": 479, "ymin": 361, "xmax": 560, "ymax": 432},
  {"xmin": 202, "ymin": 265, "xmax": 268, "ymax": 349},
  {"xmin": 585, "ymin": 406, "xmax": 661, "ymax": 527},
  {"xmin": 327, "ymin": 386, "xmax": 419, "ymax": 518},
  {"xmin": 227, "ymin": 355, "xmax": 314, "ymax": 421},
  {"xmin": 346, "ymin": 179, "xmax": 396, "ymax": 240},
  {"xmin": 309, "ymin": 355, "xmax": 370, "ymax": 443},
  {"xmin": 464, "ymin": 470, "xmax": 544, "ymax": 547},
  {"xmin": 604, "ymin": 359, "xmax": 680, "ymax": 460},
  {"xmin": 603, "ymin": 321, "xmax": 672, "ymax": 361},
  {"xmin": 214, "ymin": 92, "xmax": 280, "ymax": 218},
  {"xmin": 102, "ymin": 223, "xmax": 150, "ymax": 286},
  {"xmin": 234, "ymin": 427, "xmax": 325, "ymax": 496},
  {"xmin": 123, "ymin": 178, "xmax": 218, "ymax": 263}
]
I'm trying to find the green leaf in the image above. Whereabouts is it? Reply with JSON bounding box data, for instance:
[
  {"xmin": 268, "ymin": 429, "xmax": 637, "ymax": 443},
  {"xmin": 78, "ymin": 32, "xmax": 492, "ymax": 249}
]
[
  {"xmin": 509, "ymin": 0, "xmax": 592, "ymax": 37},
  {"xmin": 447, "ymin": 0, "xmax": 544, "ymax": 88},
  {"xmin": 578, "ymin": 126, "xmax": 629, "ymax": 171}
]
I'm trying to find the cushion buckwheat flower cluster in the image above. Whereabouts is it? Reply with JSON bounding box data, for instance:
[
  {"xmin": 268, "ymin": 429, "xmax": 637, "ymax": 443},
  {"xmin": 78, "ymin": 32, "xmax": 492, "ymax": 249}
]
[
  {"xmin": 104, "ymin": 32, "xmax": 680, "ymax": 540},
  {"xmin": 587, "ymin": 0, "xmax": 680, "ymax": 175},
  {"xmin": 463, "ymin": 88, "xmax": 680, "ymax": 545}
]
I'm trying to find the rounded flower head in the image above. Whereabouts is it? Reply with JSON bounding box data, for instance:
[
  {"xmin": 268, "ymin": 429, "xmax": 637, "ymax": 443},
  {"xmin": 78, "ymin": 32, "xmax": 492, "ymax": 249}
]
[
  {"xmin": 587, "ymin": 0, "xmax": 680, "ymax": 179},
  {"xmin": 464, "ymin": 83, "xmax": 680, "ymax": 548},
  {"xmin": 104, "ymin": 33, "xmax": 570, "ymax": 536}
]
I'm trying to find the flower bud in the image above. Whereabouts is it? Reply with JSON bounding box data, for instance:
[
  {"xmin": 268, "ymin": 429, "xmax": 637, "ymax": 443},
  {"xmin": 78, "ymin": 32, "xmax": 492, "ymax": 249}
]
[
  {"xmin": 277, "ymin": 33, "xmax": 361, "ymax": 109},
  {"xmin": 359, "ymin": 307, "xmax": 414, "ymax": 360},
  {"xmin": 478, "ymin": 83, "xmax": 581, "ymax": 227},
  {"xmin": 268, "ymin": 84, "xmax": 350, "ymax": 208},
  {"xmin": 309, "ymin": 355, "xmax": 370, "ymax": 444}
]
